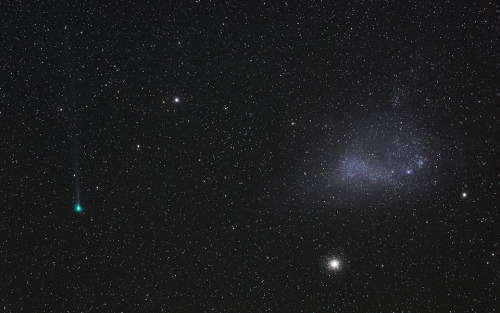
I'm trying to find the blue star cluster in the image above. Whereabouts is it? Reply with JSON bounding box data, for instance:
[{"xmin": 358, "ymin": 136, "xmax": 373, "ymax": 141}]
[{"xmin": 335, "ymin": 117, "xmax": 430, "ymax": 191}]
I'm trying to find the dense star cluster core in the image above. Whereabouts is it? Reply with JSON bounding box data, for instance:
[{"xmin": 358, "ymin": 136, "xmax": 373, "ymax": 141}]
[
  {"xmin": 1, "ymin": 1, "xmax": 498, "ymax": 312},
  {"xmin": 328, "ymin": 258, "xmax": 341, "ymax": 270}
]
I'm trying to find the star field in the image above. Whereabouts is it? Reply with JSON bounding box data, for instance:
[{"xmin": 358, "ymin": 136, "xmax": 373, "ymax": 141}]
[
  {"xmin": 335, "ymin": 116, "xmax": 430, "ymax": 190},
  {"xmin": 1, "ymin": 1, "xmax": 499, "ymax": 312}
]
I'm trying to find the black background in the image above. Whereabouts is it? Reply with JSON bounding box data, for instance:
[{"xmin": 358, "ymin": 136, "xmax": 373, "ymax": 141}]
[{"xmin": 1, "ymin": 1, "xmax": 499, "ymax": 312}]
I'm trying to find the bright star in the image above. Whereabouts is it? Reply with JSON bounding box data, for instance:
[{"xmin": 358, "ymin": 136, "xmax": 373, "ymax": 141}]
[
  {"xmin": 328, "ymin": 258, "xmax": 341, "ymax": 270},
  {"xmin": 461, "ymin": 192, "xmax": 467, "ymax": 198},
  {"xmin": 174, "ymin": 97, "xmax": 180, "ymax": 103}
]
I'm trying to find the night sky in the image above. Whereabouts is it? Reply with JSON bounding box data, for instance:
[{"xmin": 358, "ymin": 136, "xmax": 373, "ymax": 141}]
[{"xmin": 2, "ymin": 1, "xmax": 499, "ymax": 312}]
